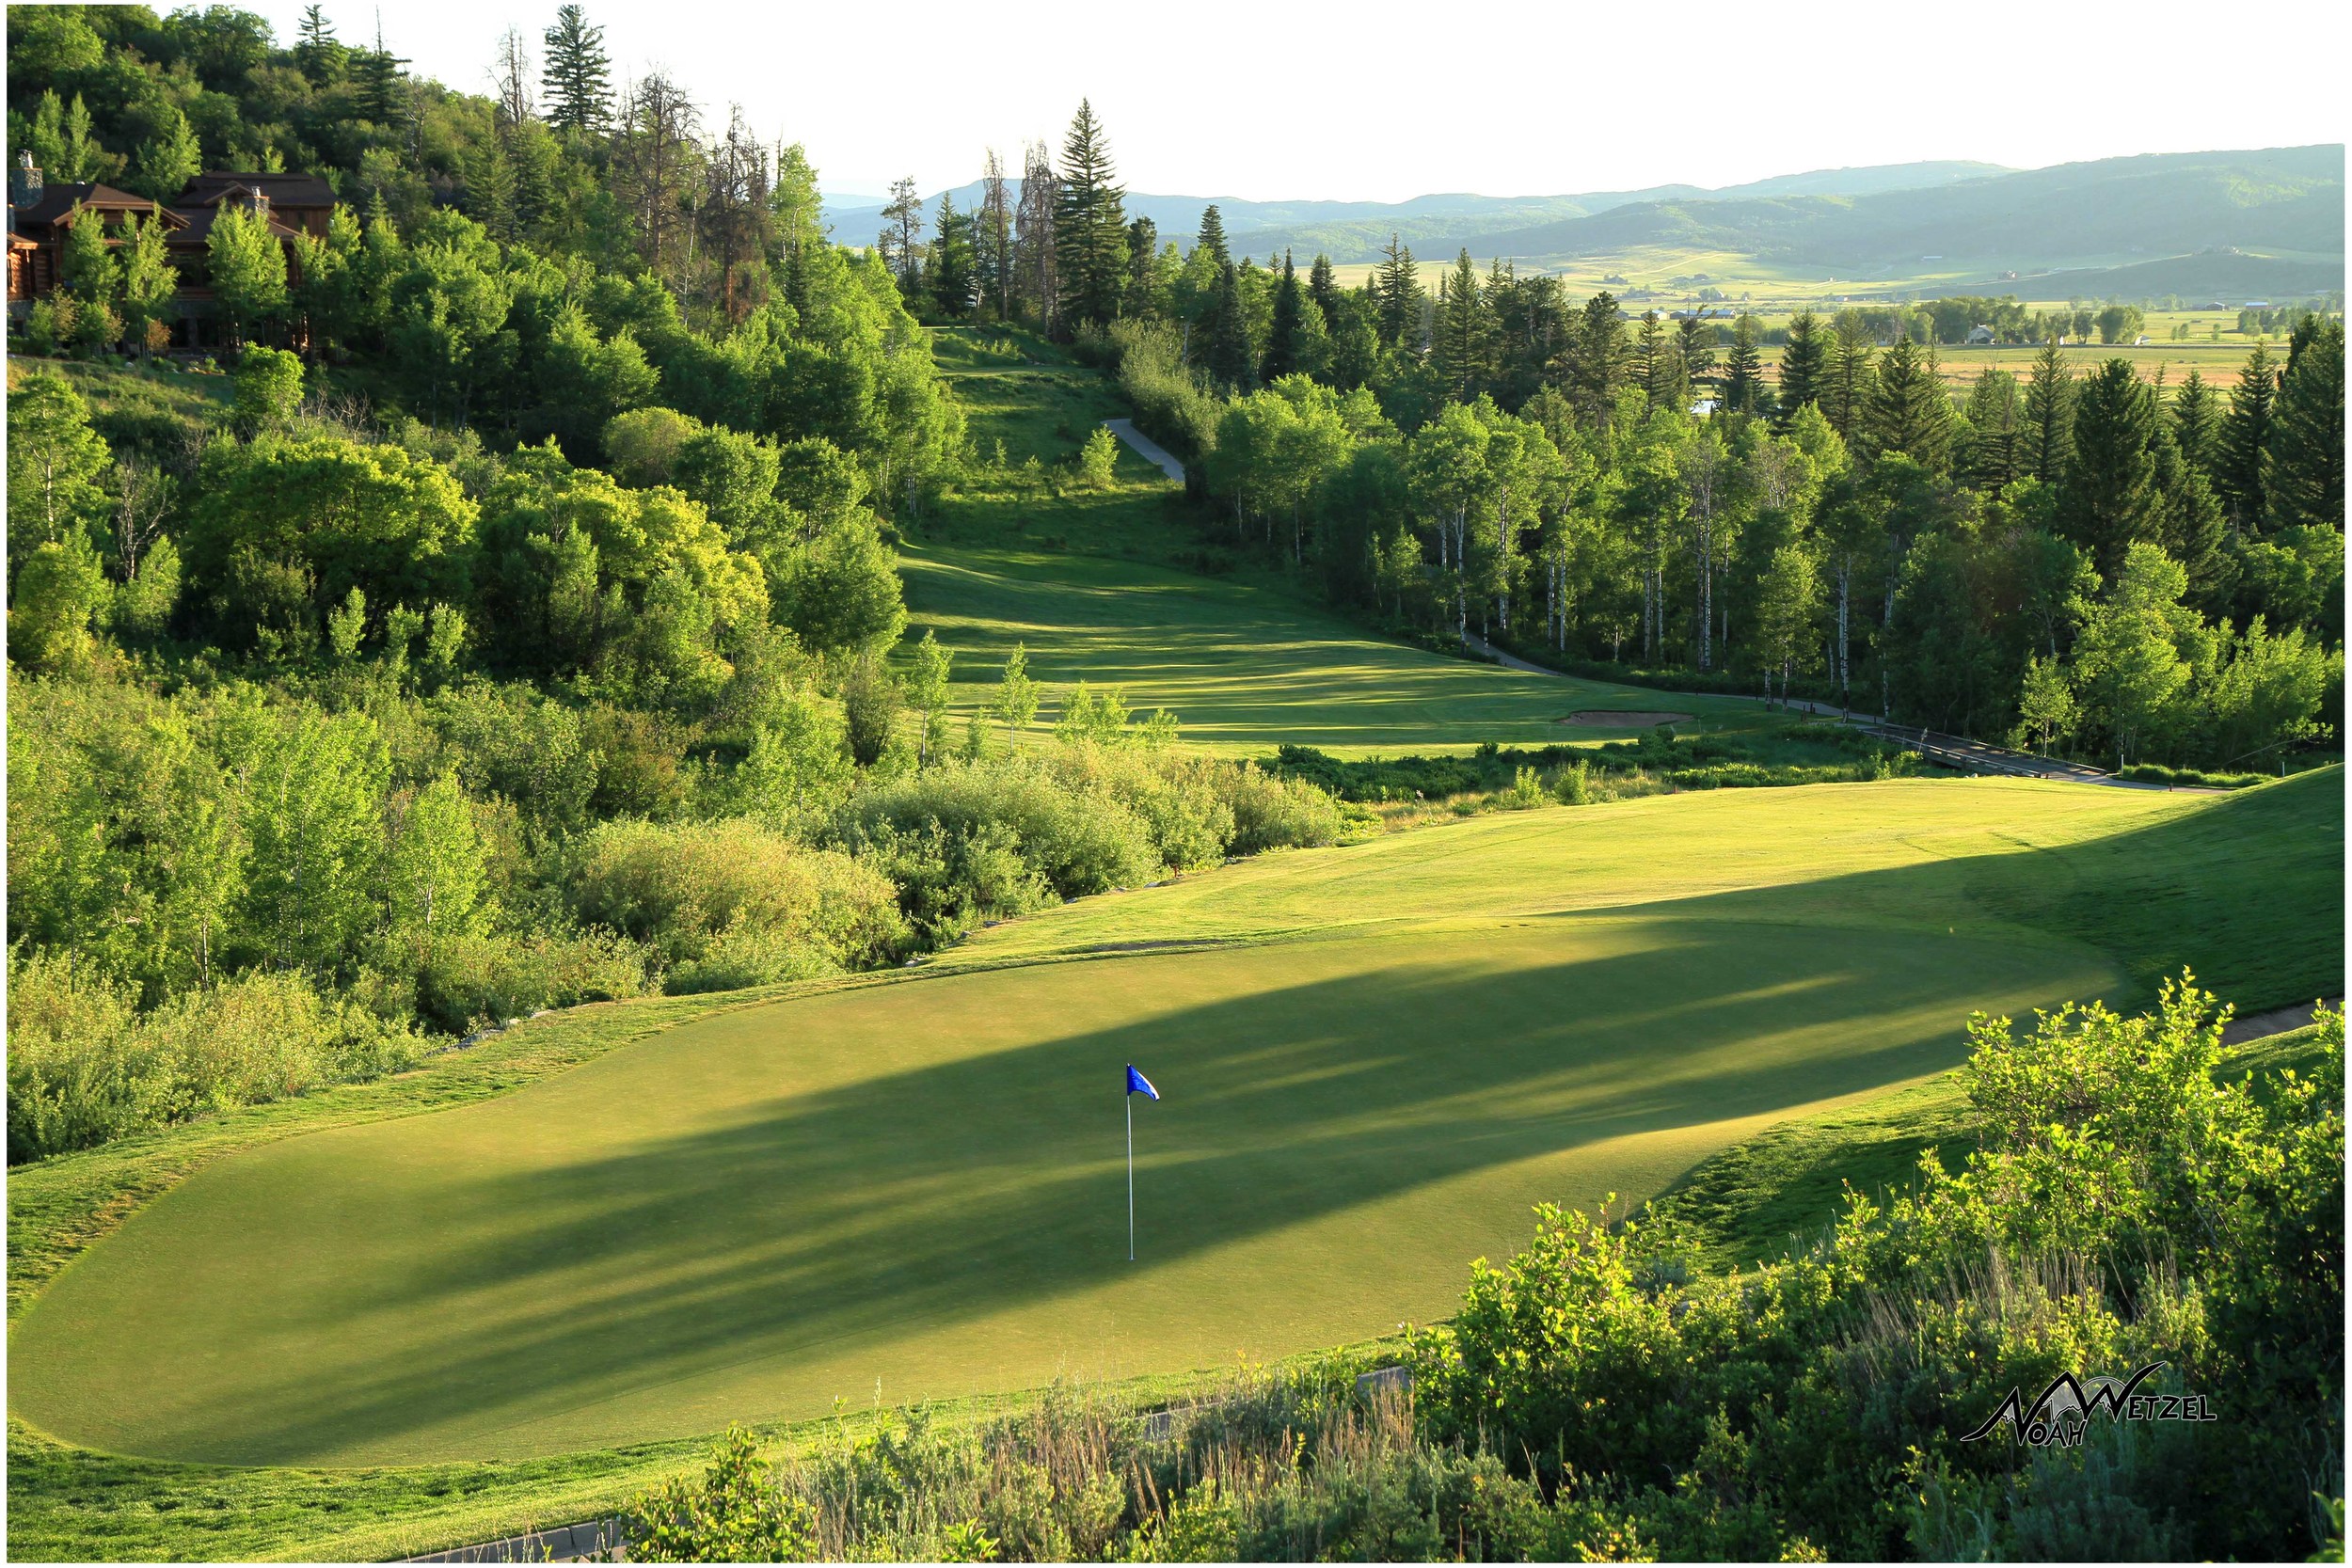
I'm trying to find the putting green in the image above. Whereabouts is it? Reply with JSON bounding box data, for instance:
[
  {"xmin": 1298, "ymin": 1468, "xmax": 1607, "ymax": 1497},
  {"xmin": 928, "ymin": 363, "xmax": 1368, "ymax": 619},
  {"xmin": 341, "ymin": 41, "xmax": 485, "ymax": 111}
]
[
  {"xmin": 13, "ymin": 912, "xmax": 2106, "ymax": 1466},
  {"xmin": 26, "ymin": 780, "xmax": 2287, "ymax": 1469}
]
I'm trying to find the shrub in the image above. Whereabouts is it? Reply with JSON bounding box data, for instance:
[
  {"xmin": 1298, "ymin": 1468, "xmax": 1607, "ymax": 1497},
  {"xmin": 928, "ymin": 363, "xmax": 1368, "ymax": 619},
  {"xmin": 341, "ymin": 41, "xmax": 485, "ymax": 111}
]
[
  {"xmin": 7, "ymin": 949, "xmax": 426, "ymax": 1163},
  {"xmin": 405, "ymin": 927, "xmax": 654, "ymax": 1033},
  {"xmin": 1409, "ymin": 982, "xmax": 2344, "ymax": 1560},
  {"xmin": 1212, "ymin": 760, "xmax": 1343, "ymax": 855},
  {"xmin": 564, "ymin": 817, "xmax": 906, "ymax": 982}
]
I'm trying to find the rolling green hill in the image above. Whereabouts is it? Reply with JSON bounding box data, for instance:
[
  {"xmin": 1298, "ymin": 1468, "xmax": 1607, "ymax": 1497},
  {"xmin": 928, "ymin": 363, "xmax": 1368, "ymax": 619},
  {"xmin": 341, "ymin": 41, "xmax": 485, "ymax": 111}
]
[{"xmin": 1456, "ymin": 145, "xmax": 2344, "ymax": 293}]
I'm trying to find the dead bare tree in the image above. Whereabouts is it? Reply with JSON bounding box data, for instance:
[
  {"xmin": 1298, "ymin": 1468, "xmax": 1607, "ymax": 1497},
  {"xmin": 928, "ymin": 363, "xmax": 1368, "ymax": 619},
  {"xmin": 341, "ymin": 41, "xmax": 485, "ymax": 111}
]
[
  {"xmin": 489, "ymin": 27, "xmax": 534, "ymax": 130},
  {"xmin": 609, "ymin": 71, "xmax": 703, "ymax": 288},
  {"xmin": 1014, "ymin": 138, "xmax": 1057, "ymax": 331}
]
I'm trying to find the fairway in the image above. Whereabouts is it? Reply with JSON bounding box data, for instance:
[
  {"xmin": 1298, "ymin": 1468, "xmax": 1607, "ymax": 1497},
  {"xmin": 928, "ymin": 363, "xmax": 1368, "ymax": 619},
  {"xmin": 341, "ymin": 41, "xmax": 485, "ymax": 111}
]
[
  {"xmin": 22, "ymin": 775, "xmax": 2342, "ymax": 1469},
  {"xmin": 900, "ymin": 544, "xmax": 1770, "ymax": 755}
]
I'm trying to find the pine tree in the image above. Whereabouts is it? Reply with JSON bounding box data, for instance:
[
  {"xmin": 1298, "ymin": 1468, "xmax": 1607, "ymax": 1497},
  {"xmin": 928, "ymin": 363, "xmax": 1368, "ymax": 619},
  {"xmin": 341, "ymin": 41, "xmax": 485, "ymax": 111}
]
[
  {"xmin": 1125, "ymin": 216, "xmax": 1159, "ymax": 315},
  {"xmin": 1374, "ymin": 235, "xmax": 1421, "ymax": 349},
  {"xmin": 294, "ymin": 4, "xmax": 342, "ymax": 85},
  {"xmin": 1861, "ymin": 340, "xmax": 1952, "ymax": 472},
  {"xmin": 2170, "ymin": 367, "xmax": 2219, "ymax": 480},
  {"xmin": 1721, "ymin": 314, "xmax": 1766, "ymax": 417},
  {"xmin": 540, "ymin": 5, "xmax": 612, "ymax": 136},
  {"xmin": 2217, "ymin": 341, "xmax": 2280, "ymax": 531},
  {"xmin": 1307, "ymin": 254, "xmax": 1337, "ymax": 320},
  {"xmin": 1959, "ymin": 368, "xmax": 2024, "ymax": 491},
  {"xmin": 354, "ymin": 22, "xmax": 409, "ymax": 127},
  {"xmin": 1559, "ymin": 293, "xmax": 1626, "ymax": 426},
  {"xmin": 1193, "ymin": 205, "xmax": 1230, "ymax": 267},
  {"xmin": 1629, "ymin": 310, "xmax": 1669, "ymax": 410},
  {"xmin": 1431, "ymin": 249, "xmax": 1485, "ymax": 401},
  {"xmin": 1052, "ymin": 100, "xmax": 1126, "ymax": 331},
  {"xmin": 2262, "ymin": 319, "xmax": 2344, "ymax": 535},
  {"xmin": 1263, "ymin": 252, "xmax": 1307, "ymax": 384},
  {"xmin": 1202, "ymin": 261, "xmax": 1253, "ymax": 392},
  {"xmin": 1776, "ymin": 309, "xmax": 1827, "ymax": 425},
  {"xmin": 1820, "ymin": 319, "xmax": 1871, "ymax": 436},
  {"xmin": 929, "ymin": 195, "xmax": 976, "ymax": 318},
  {"xmin": 2023, "ymin": 342, "xmax": 2074, "ymax": 483},
  {"xmin": 1676, "ymin": 314, "xmax": 1717, "ymax": 404},
  {"xmin": 2060, "ymin": 357, "xmax": 2161, "ymax": 578}
]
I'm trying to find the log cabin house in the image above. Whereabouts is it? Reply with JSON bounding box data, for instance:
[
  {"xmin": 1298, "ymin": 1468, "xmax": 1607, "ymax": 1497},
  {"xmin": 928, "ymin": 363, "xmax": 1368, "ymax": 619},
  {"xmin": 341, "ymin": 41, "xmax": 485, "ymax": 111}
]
[{"xmin": 8, "ymin": 154, "xmax": 333, "ymax": 348}]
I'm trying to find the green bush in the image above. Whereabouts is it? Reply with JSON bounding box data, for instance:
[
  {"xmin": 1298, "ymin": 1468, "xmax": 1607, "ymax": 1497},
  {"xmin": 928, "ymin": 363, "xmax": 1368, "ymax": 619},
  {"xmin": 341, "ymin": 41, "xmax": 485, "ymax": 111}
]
[
  {"xmin": 564, "ymin": 817, "xmax": 907, "ymax": 982},
  {"xmin": 405, "ymin": 927, "xmax": 654, "ymax": 1033},
  {"xmin": 2115, "ymin": 763, "xmax": 2269, "ymax": 789},
  {"xmin": 7, "ymin": 949, "xmax": 426, "ymax": 1163},
  {"xmin": 1409, "ymin": 981, "xmax": 2344, "ymax": 1560}
]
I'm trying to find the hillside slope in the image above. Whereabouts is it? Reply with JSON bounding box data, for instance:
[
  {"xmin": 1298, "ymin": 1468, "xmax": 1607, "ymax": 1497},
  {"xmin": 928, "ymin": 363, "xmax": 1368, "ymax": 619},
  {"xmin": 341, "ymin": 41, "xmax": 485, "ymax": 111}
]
[{"xmin": 1457, "ymin": 144, "xmax": 2344, "ymax": 287}]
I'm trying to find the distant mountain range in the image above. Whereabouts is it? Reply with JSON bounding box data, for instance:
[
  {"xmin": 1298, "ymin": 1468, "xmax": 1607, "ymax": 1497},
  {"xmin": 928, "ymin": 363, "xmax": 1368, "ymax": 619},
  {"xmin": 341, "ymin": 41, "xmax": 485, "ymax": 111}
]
[
  {"xmin": 819, "ymin": 161, "xmax": 2011, "ymax": 256},
  {"xmin": 821, "ymin": 147, "xmax": 2344, "ymax": 298}
]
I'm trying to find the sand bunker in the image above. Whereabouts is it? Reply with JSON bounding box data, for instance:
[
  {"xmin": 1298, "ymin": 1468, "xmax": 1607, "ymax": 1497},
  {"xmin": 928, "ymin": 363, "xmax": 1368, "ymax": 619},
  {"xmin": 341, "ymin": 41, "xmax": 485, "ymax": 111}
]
[{"xmin": 1563, "ymin": 709, "xmax": 1692, "ymax": 728}]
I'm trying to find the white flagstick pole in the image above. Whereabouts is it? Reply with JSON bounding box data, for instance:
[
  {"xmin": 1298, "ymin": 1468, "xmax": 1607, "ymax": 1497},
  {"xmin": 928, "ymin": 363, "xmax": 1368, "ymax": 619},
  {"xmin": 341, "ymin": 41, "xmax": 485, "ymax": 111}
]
[{"xmin": 1126, "ymin": 1084, "xmax": 1136, "ymax": 1262}]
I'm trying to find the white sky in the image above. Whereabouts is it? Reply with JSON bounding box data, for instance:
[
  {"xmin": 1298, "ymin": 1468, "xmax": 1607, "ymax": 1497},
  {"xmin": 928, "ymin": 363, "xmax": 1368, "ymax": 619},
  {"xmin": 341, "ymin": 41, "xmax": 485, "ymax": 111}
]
[{"xmin": 267, "ymin": 0, "xmax": 2347, "ymax": 203}]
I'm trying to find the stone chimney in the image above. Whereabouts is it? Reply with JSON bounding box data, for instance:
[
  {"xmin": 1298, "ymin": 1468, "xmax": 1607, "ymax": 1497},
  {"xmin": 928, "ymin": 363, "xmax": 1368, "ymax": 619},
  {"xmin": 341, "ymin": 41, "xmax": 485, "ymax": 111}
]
[{"xmin": 10, "ymin": 151, "xmax": 42, "ymax": 209}]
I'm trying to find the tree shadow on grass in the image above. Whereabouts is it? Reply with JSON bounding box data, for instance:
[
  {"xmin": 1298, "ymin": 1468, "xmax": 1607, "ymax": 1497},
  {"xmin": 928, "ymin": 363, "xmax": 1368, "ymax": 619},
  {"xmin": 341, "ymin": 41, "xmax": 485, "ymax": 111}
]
[
  {"xmin": 24, "ymin": 914, "xmax": 2087, "ymax": 1465},
  {"xmin": 20, "ymin": 772, "xmax": 2336, "ymax": 1465}
]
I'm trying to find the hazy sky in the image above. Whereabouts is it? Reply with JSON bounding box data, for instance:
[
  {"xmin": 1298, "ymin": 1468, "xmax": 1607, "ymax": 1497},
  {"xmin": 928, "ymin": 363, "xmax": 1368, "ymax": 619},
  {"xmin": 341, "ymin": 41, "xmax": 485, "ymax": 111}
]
[{"xmin": 264, "ymin": 0, "xmax": 2346, "ymax": 203}]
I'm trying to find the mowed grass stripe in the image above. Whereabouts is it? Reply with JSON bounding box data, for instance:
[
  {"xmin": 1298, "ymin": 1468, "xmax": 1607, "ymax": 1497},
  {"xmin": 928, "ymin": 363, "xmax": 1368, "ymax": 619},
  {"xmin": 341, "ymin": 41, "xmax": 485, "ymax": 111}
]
[
  {"xmin": 11, "ymin": 912, "xmax": 2106, "ymax": 1466},
  {"xmin": 898, "ymin": 544, "xmax": 1773, "ymax": 756}
]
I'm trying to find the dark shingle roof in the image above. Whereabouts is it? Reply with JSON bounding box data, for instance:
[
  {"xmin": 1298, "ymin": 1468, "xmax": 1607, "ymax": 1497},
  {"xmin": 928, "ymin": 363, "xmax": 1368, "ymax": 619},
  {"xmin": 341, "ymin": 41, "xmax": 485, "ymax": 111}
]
[{"xmin": 179, "ymin": 170, "xmax": 337, "ymax": 208}]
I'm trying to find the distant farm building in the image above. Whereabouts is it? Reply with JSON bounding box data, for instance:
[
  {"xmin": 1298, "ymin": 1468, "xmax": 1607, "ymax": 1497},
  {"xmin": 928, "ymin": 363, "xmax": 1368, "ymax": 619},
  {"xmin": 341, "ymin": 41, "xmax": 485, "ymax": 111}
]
[{"xmin": 1965, "ymin": 325, "xmax": 1997, "ymax": 344}]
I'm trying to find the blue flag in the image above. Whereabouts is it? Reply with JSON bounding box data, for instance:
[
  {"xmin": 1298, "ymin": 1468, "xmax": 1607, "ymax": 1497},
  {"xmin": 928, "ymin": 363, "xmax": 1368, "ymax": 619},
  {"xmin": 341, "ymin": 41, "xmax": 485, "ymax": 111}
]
[{"xmin": 1125, "ymin": 1064, "xmax": 1160, "ymax": 1101}]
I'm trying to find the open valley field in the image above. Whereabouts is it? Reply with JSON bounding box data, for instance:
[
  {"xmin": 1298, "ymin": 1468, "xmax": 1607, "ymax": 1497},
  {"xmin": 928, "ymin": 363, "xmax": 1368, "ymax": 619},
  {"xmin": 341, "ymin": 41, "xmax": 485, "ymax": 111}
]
[{"xmin": 12, "ymin": 771, "xmax": 2337, "ymax": 1477}]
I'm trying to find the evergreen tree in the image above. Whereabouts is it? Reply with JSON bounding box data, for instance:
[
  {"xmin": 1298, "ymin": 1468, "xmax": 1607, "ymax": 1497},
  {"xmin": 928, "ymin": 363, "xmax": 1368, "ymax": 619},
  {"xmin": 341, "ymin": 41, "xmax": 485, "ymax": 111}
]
[
  {"xmin": 1820, "ymin": 319, "xmax": 1871, "ymax": 436},
  {"xmin": 928, "ymin": 195, "xmax": 976, "ymax": 318},
  {"xmin": 1959, "ymin": 368, "xmax": 2023, "ymax": 492},
  {"xmin": 1431, "ymin": 249, "xmax": 1485, "ymax": 401},
  {"xmin": 2023, "ymin": 342, "xmax": 2074, "ymax": 483},
  {"xmin": 1193, "ymin": 205, "xmax": 1230, "ymax": 267},
  {"xmin": 353, "ymin": 25, "xmax": 410, "ymax": 127},
  {"xmin": 540, "ymin": 5, "xmax": 612, "ymax": 136},
  {"xmin": 294, "ymin": 4, "xmax": 342, "ymax": 85},
  {"xmin": 1307, "ymin": 254, "xmax": 1337, "ymax": 320},
  {"xmin": 1559, "ymin": 292, "xmax": 1626, "ymax": 426},
  {"xmin": 2216, "ymin": 341, "xmax": 2278, "ymax": 531},
  {"xmin": 2060, "ymin": 357, "xmax": 2161, "ymax": 578},
  {"xmin": 1052, "ymin": 100, "xmax": 1126, "ymax": 330},
  {"xmin": 1861, "ymin": 340, "xmax": 1951, "ymax": 473},
  {"xmin": 1630, "ymin": 309, "xmax": 1671, "ymax": 411},
  {"xmin": 1374, "ymin": 234, "xmax": 1422, "ymax": 349},
  {"xmin": 2170, "ymin": 367, "xmax": 2219, "ymax": 480},
  {"xmin": 1720, "ymin": 314, "xmax": 1766, "ymax": 417},
  {"xmin": 1125, "ymin": 216, "xmax": 1159, "ymax": 315},
  {"xmin": 1676, "ymin": 315, "xmax": 1717, "ymax": 403},
  {"xmin": 1263, "ymin": 252, "xmax": 1307, "ymax": 384},
  {"xmin": 2262, "ymin": 319, "xmax": 2344, "ymax": 535},
  {"xmin": 1776, "ymin": 309, "xmax": 1827, "ymax": 425},
  {"xmin": 1202, "ymin": 261, "xmax": 1253, "ymax": 392}
]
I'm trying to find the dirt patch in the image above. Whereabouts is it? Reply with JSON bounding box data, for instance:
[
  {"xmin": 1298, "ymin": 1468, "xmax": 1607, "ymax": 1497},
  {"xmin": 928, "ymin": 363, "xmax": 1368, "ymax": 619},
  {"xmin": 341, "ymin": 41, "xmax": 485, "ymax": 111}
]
[{"xmin": 1562, "ymin": 709, "xmax": 1693, "ymax": 728}]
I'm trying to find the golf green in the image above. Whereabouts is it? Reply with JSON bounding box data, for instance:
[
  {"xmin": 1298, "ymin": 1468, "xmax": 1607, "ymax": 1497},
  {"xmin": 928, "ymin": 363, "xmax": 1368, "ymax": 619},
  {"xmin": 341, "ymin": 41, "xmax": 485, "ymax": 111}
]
[{"xmin": 13, "ymin": 779, "xmax": 2222, "ymax": 1469}]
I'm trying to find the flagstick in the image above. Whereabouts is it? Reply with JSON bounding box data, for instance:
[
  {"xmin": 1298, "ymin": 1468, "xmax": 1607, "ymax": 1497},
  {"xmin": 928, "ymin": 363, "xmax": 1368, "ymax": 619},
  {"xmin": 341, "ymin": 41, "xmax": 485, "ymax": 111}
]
[{"xmin": 1126, "ymin": 1088, "xmax": 1136, "ymax": 1262}]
